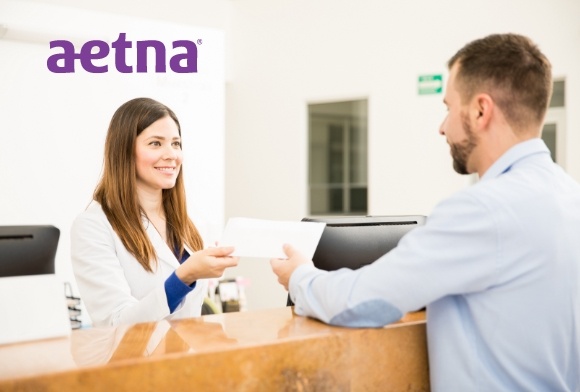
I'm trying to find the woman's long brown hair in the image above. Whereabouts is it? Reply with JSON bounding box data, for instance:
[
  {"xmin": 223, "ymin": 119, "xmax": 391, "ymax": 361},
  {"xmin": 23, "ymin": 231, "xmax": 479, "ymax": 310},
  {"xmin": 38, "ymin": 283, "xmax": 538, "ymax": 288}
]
[{"xmin": 94, "ymin": 98, "xmax": 203, "ymax": 272}]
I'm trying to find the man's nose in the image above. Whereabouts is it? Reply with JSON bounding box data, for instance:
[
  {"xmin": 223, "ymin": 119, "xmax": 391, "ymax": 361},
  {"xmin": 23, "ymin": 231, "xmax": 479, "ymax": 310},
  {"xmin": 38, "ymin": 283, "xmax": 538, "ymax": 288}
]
[{"xmin": 439, "ymin": 117, "xmax": 447, "ymax": 136}]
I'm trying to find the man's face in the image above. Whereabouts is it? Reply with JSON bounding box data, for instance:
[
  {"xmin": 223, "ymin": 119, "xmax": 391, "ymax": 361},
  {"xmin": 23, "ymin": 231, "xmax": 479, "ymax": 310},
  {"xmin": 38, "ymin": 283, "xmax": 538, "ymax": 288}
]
[{"xmin": 440, "ymin": 65, "xmax": 478, "ymax": 175}]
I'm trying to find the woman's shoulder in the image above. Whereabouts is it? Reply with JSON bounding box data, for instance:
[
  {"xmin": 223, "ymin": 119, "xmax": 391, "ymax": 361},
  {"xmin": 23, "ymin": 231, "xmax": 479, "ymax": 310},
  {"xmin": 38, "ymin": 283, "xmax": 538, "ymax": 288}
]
[
  {"xmin": 72, "ymin": 201, "xmax": 110, "ymax": 230},
  {"xmin": 71, "ymin": 201, "xmax": 118, "ymax": 245},
  {"xmin": 75, "ymin": 201, "xmax": 106, "ymax": 219}
]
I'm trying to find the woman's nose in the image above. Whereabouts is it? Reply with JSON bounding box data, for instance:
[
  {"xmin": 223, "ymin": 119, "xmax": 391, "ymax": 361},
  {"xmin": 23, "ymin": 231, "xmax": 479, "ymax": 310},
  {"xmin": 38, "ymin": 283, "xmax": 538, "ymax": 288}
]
[{"xmin": 163, "ymin": 146, "xmax": 178, "ymax": 160}]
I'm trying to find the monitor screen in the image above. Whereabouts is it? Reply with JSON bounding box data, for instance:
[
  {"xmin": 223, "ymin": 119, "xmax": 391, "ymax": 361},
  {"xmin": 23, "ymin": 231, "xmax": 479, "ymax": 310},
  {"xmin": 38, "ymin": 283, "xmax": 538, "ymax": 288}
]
[
  {"xmin": 303, "ymin": 215, "xmax": 426, "ymax": 271},
  {"xmin": 0, "ymin": 226, "xmax": 60, "ymax": 278},
  {"xmin": 287, "ymin": 215, "xmax": 426, "ymax": 306}
]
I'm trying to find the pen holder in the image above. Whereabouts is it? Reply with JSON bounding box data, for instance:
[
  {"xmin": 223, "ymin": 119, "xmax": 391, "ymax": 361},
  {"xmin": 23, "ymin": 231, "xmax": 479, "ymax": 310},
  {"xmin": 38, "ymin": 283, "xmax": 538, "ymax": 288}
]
[
  {"xmin": 64, "ymin": 282, "xmax": 82, "ymax": 329},
  {"xmin": 208, "ymin": 277, "xmax": 248, "ymax": 313}
]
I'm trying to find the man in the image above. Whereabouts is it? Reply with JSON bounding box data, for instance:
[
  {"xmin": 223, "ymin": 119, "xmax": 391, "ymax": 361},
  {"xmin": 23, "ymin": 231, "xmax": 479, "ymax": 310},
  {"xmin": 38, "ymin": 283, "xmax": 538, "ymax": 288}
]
[{"xmin": 270, "ymin": 34, "xmax": 580, "ymax": 391}]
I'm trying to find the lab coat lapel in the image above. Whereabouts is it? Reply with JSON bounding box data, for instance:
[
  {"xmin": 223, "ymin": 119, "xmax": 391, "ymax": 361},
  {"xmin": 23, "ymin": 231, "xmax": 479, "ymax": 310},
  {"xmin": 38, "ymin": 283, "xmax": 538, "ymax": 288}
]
[
  {"xmin": 183, "ymin": 243, "xmax": 195, "ymax": 261},
  {"xmin": 144, "ymin": 221, "xmax": 181, "ymax": 269}
]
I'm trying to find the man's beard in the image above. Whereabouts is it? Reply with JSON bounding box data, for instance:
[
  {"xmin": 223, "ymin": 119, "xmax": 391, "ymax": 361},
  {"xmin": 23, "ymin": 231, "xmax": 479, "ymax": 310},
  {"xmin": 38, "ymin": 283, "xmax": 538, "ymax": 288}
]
[{"xmin": 450, "ymin": 112, "xmax": 478, "ymax": 175}]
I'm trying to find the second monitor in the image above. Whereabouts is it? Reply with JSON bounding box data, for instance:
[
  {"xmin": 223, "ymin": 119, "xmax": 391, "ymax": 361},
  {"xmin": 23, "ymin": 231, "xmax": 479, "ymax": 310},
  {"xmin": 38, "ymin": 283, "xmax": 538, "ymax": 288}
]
[
  {"xmin": 303, "ymin": 215, "xmax": 427, "ymax": 271},
  {"xmin": 0, "ymin": 225, "xmax": 60, "ymax": 278},
  {"xmin": 287, "ymin": 215, "xmax": 426, "ymax": 306}
]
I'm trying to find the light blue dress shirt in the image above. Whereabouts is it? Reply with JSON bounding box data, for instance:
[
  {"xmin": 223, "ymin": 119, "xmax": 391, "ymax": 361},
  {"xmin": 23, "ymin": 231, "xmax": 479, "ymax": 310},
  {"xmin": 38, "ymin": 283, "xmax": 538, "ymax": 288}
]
[{"xmin": 290, "ymin": 139, "xmax": 580, "ymax": 391}]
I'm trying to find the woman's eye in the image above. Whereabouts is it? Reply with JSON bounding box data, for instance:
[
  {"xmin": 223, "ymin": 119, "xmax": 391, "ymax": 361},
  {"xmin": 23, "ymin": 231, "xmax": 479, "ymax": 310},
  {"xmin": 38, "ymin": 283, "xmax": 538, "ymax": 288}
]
[
  {"xmin": 149, "ymin": 141, "xmax": 161, "ymax": 146},
  {"xmin": 172, "ymin": 141, "xmax": 182, "ymax": 148}
]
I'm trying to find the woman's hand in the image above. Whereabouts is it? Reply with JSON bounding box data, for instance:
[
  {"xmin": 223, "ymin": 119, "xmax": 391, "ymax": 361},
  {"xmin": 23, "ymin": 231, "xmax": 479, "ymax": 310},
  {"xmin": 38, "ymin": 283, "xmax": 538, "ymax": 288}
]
[{"xmin": 175, "ymin": 247, "xmax": 239, "ymax": 285}]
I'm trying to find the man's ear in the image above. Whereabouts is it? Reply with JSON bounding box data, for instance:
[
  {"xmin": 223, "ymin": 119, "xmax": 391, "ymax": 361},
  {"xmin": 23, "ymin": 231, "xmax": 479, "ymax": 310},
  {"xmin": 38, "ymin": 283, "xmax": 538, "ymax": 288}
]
[{"xmin": 473, "ymin": 93, "xmax": 494, "ymax": 130}]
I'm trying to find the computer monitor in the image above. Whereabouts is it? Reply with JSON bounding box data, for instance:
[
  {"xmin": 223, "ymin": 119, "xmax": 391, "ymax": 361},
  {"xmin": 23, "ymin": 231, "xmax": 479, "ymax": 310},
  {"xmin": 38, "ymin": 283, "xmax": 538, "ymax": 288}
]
[
  {"xmin": 287, "ymin": 215, "xmax": 426, "ymax": 306},
  {"xmin": 0, "ymin": 225, "xmax": 60, "ymax": 278}
]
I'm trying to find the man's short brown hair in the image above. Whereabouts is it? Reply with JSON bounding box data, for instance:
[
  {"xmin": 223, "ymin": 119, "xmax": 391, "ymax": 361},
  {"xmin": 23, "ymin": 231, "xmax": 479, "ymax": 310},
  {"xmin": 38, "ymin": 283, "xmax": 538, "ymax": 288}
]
[{"xmin": 448, "ymin": 34, "xmax": 552, "ymax": 132}]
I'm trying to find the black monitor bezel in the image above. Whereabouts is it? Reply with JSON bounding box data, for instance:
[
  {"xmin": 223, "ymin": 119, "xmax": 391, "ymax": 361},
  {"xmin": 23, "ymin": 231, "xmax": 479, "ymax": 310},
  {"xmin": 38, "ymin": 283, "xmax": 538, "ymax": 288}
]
[
  {"xmin": 302, "ymin": 215, "xmax": 426, "ymax": 271},
  {"xmin": 0, "ymin": 225, "xmax": 60, "ymax": 278},
  {"xmin": 286, "ymin": 215, "xmax": 426, "ymax": 306}
]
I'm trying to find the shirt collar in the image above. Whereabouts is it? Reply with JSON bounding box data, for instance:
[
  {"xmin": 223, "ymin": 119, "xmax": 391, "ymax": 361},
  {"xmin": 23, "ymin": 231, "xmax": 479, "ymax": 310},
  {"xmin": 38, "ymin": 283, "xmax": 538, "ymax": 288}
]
[{"xmin": 480, "ymin": 138, "xmax": 551, "ymax": 181}]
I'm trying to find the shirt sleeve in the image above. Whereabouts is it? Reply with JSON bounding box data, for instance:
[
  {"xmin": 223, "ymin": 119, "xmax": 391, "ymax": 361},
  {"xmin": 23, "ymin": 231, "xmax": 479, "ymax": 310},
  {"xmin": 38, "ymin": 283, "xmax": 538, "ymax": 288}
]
[
  {"xmin": 165, "ymin": 272, "xmax": 197, "ymax": 313},
  {"xmin": 289, "ymin": 190, "xmax": 499, "ymax": 328}
]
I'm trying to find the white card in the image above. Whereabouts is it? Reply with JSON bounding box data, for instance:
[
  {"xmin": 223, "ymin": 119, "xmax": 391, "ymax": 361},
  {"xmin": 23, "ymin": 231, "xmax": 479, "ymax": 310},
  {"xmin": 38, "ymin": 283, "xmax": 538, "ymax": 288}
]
[{"xmin": 218, "ymin": 217, "xmax": 326, "ymax": 259}]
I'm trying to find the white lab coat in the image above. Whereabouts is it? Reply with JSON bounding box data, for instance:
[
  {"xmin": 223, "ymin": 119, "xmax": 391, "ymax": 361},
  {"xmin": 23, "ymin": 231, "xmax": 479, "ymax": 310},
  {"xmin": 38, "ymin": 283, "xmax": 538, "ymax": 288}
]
[{"xmin": 71, "ymin": 202, "xmax": 207, "ymax": 327}]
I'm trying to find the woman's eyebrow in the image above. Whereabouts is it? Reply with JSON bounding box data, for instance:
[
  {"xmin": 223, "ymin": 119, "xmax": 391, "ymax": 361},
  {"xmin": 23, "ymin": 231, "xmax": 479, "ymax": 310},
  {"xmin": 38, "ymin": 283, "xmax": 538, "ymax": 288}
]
[{"xmin": 145, "ymin": 135, "xmax": 181, "ymax": 140}]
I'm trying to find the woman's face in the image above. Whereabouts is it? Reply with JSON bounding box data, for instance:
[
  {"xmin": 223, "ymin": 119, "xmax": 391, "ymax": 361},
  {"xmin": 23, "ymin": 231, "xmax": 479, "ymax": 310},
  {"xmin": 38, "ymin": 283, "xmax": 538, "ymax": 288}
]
[{"xmin": 134, "ymin": 116, "xmax": 183, "ymax": 195}]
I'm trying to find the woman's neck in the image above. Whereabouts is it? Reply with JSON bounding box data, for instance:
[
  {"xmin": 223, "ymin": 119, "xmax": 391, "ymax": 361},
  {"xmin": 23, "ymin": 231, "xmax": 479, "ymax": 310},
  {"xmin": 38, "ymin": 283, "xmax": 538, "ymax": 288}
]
[
  {"xmin": 137, "ymin": 187, "xmax": 168, "ymax": 243},
  {"xmin": 136, "ymin": 185, "xmax": 164, "ymax": 218}
]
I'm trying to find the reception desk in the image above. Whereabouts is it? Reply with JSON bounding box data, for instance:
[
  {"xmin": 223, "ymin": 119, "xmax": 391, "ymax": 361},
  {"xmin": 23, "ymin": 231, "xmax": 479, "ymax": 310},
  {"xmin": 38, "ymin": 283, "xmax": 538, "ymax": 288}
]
[{"xmin": 0, "ymin": 307, "xmax": 429, "ymax": 391}]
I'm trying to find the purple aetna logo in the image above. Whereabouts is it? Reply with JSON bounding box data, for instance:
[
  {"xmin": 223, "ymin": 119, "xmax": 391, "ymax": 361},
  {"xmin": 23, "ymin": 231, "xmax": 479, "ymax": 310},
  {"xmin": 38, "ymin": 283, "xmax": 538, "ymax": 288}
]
[{"xmin": 47, "ymin": 33, "xmax": 199, "ymax": 73}]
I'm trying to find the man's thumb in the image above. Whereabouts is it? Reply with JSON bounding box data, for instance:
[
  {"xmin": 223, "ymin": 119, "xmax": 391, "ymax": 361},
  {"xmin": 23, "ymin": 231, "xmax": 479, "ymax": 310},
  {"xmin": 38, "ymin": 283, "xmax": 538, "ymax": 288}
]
[{"xmin": 283, "ymin": 243, "xmax": 295, "ymax": 258}]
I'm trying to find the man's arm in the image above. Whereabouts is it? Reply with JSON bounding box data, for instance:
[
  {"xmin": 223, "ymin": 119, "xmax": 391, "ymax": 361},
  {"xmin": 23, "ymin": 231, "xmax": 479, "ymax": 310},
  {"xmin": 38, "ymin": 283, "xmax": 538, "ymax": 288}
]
[{"xmin": 271, "ymin": 191, "xmax": 499, "ymax": 328}]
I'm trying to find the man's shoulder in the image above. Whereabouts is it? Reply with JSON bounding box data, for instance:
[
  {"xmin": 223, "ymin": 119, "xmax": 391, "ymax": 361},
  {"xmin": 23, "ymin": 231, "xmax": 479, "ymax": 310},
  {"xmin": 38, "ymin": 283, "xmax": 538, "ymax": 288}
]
[
  {"xmin": 430, "ymin": 176, "xmax": 524, "ymax": 221},
  {"xmin": 438, "ymin": 162, "xmax": 580, "ymax": 225}
]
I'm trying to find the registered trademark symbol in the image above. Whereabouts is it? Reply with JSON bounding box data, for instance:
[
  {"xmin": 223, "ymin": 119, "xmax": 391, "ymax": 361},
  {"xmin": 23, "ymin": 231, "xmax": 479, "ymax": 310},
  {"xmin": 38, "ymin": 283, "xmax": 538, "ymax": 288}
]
[{"xmin": 197, "ymin": 39, "xmax": 203, "ymax": 45}]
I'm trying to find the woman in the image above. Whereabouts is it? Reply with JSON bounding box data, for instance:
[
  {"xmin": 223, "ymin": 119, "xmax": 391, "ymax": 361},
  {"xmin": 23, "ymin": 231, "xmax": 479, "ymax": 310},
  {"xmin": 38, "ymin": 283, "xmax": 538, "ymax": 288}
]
[{"xmin": 71, "ymin": 97, "xmax": 238, "ymax": 327}]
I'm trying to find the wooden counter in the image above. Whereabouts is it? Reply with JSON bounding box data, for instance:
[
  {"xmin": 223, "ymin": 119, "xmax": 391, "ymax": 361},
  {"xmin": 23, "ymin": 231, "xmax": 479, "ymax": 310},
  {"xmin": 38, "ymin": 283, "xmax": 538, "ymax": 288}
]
[{"xmin": 0, "ymin": 307, "xmax": 429, "ymax": 391}]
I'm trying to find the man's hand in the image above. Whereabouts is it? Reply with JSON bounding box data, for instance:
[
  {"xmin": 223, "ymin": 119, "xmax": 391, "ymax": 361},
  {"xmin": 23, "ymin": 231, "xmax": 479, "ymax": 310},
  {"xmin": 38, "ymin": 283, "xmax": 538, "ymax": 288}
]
[{"xmin": 270, "ymin": 244, "xmax": 312, "ymax": 290}]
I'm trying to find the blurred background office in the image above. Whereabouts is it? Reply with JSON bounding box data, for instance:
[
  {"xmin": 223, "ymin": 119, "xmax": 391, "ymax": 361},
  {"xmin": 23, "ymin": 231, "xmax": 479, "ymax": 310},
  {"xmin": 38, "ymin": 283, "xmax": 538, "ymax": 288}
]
[{"xmin": 1, "ymin": 0, "xmax": 578, "ymax": 323}]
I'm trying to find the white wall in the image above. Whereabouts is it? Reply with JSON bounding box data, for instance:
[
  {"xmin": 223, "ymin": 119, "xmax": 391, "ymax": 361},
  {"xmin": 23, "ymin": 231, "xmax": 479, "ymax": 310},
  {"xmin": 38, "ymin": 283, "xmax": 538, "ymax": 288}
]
[
  {"xmin": 224, "ymin": 0, "xmax": 580, "ymax": 309},
  {"xmin": 0, "ymin": 0, "xmax": 226, "ymax": 323}
]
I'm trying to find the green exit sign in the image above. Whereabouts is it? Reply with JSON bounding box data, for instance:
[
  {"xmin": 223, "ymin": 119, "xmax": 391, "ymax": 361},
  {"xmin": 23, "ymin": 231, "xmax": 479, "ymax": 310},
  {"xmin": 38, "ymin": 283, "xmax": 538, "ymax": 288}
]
[{"xmin": 418, "ymin": 74, "xmax": 443, "ymax": 95}]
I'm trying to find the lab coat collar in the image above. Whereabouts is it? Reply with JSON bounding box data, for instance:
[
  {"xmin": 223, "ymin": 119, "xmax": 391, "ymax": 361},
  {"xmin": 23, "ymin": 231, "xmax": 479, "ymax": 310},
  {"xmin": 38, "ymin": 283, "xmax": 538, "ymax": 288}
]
[{"xmin": 143, "ymin": 218, "xmax": 182, "ymax": 270}]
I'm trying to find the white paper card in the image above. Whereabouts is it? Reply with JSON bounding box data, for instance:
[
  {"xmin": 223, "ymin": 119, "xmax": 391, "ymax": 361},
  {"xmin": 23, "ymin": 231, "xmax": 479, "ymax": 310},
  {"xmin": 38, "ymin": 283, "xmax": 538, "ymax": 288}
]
[
  {"xmin": 219, "ymin": 217, "xmax": 326, "ymax": 259},
  {"xmin": 0, "ymin": 274, "xmax": 71, "ymax": 346}
]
